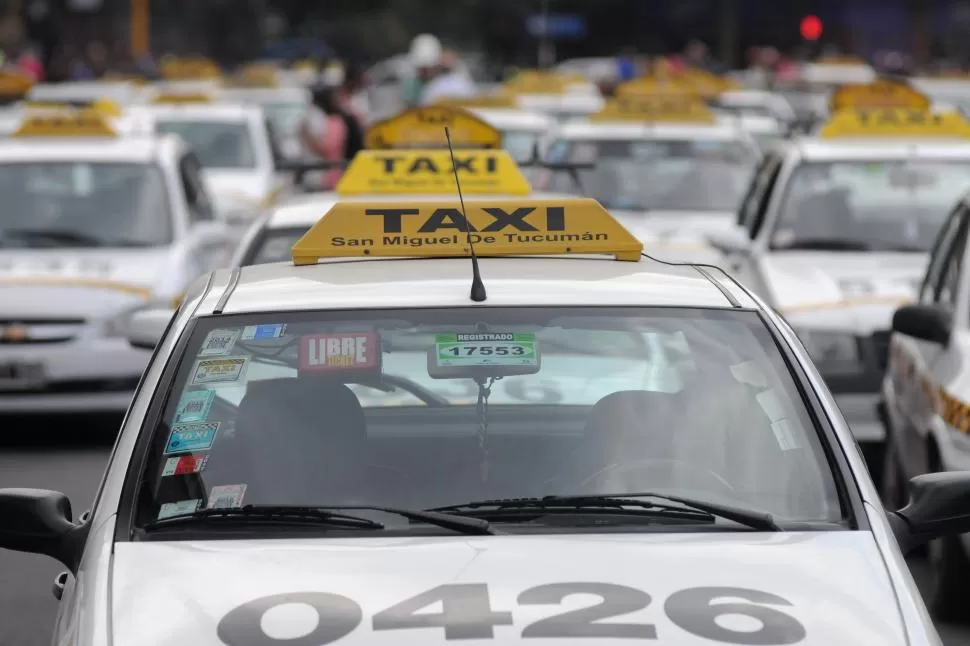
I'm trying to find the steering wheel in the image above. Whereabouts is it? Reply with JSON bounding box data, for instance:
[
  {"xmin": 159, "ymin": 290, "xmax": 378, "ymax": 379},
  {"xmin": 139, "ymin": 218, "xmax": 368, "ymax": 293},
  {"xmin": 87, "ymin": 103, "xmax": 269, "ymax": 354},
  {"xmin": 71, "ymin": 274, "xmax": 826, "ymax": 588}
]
[{"xmin": 579, "ymin": 458, "xmax": 736, "ymax": 497}]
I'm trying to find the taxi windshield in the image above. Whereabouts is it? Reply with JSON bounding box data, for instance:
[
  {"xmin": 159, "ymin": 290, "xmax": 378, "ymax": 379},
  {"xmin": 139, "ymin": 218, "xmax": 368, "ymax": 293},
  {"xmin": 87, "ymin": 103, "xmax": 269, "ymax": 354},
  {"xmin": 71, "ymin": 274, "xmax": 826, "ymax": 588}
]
[
  {"xmin": 243, "ymin": 226, "xmax": 303, "ymax": 265},
  {"xmin": 135, "ymin": 307, "xmax": 843, "ymax": 533},
  {"xmin": 502, "ymin": 129, "xmax": 541, "ymax": 163},
  {"xmin": 772, "ymin": 160, "xmax": 970, "ymax": 252},
  {"xmin": 155, "ymin": 120, "xmax": 257, "ymax": 169},
  {"xmin": 0, "ymin": 162, "xmax": 172, "ymax": 247},
  {"xmin": 540, "ymin": 139, "xmax": 757, "ymax": 212},
  {"xmin": 262, "ymin": 102, "xmax": 306, "ymax": 137}
]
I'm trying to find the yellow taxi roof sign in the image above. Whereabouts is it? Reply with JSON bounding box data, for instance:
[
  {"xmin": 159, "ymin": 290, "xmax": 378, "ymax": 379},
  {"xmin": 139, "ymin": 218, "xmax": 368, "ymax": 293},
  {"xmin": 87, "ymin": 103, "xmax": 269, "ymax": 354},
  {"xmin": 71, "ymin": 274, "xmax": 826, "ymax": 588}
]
[
  {"xmin": 504, "ymin": 70, "xmax": 585, "ymax": 94},
  {"xmin": 151, "ymin": 92, "xmax": 212, "ymax": 104},
  {"xmin": 335, "ymin": 149, "xmax": 532, "ymax": 196},
  {"xmin": 0, "ymin": 70, "xmax": 33, "ymax": 96},
  {"xmin": 160, "ymin": 57, "xmax": 221, "ymax": 80},
  {"xmin": 615, "ymin": 76, "xmax": 697, "ymax": 97},
  {"xmin": 589, "ymin": 95, "xmax": 717, "ymax": 123},
  {"xmin": 227, "ymin": 64, "xmax": 279, "ymax": 88},
  {"xmin": 830, "ymin": 79, "xmax": 930, "ymax": 110},
  {"xmin": 292, "ymin": 198, "xmax": 643, "ymax": 264},
  {"xmin": 819, "ymin": 108, "xmax": 970, "ymax": 138},
  {"xmin": 13, "ymin": 113, "xmax": 117, "ymax": 138},
  {"xmin": 365, "ymin": 106, "xmax": 501, "ymax": 150}
]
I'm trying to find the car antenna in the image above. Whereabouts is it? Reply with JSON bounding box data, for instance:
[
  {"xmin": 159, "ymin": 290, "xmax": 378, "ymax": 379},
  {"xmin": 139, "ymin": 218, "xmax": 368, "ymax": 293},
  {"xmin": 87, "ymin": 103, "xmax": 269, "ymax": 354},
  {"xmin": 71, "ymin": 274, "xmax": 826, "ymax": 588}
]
[{"xmin": 445, "ymin": 126, "xmax": 487, "ymax": 302}]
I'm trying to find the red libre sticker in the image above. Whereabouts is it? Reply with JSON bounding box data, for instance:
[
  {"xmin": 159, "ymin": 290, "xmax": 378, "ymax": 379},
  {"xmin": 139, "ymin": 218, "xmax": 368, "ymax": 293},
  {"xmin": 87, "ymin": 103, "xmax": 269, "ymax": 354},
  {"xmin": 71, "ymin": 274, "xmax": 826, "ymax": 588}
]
[
  {"xmin": 300, "ymin": 332, "xmax": 381, "ymax": 372},
  {"xmin": 162, "ymin": 454, "xmax": 208, "ymax": 477}
]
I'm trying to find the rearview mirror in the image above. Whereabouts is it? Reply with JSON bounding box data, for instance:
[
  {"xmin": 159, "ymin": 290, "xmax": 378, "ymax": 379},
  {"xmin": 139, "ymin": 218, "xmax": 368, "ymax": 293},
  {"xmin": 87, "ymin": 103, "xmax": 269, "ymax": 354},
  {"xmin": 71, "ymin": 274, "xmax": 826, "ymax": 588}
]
[
  {"xmin": 0, "ymin": 488, "xmax": 88, "ymax": 573},
  {"xmin": 890, "ymin": 472, "xmax": 970, "ymax": 554},
  {"xmin": 127, "ymin": 308, "xmax": 175, "ymax": 350},
  {"xmin": 891, "ymin": 304, "xmax": 950, "ymax": 345},
  {"xmin": 705, "ymin": 226, "xmax": 751, "ymax": 254}
]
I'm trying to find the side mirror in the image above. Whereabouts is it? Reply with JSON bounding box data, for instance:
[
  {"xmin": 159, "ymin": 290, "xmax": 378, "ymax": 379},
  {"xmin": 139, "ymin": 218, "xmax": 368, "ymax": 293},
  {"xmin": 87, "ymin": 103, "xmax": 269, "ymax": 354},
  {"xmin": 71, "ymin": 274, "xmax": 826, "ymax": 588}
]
[
  {"xmin": 705, "ymin": 225, "xmax": 752, "ymax": 254},
  {"xmin": 891, "ymin": 304, "xmax": 950, "ymax": 345},
  {"xmin": 0, "ymin": 489, "xmax": 88, "ymax": 573},
  {"xmin": 127, "ymin": 308, "xmax": 175, "ymax": 350},
  {"xmin": 890, "ymin": 472, "xmax": 970, "ymax": 554}
]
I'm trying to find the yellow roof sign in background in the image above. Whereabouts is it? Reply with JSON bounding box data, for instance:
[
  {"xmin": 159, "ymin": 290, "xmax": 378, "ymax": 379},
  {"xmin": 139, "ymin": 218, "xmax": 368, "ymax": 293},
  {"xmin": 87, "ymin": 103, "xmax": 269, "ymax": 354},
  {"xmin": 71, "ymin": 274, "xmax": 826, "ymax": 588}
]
[
  {"xmin": 0, "ymin": 70, "xmax": 32, "ymax": 96},
  {"xmin": 432, "ymin": 93, "xmax": 518, "ymax": 109},
  {"xmin": 503, "ymin": 70, "xmax": 586, "ymax": 94},
  {"xmin": 365, "ymin": 106, "xmax": 501, "ymax": 150},
  {"xmin": 160, "ymin": 57, "xmax": 221, "ymax": 80},
  {"xmin": 336, "ymin": 149, "xmax": 532, "ymax": 196},
  {"xmin": 830, "ymin": 79, "xmax": 930, "ymax": 110},
  {"xmin": 291, "ymin": 198, "xmax": 643, "ymax": 264},
  {"xmin": 13, "ymin": 113, "xmax": 117, "ymax": 138},
  {"xmin": 151, "ymin": 92, "xmax": 212, "ymax": 104},
  {"xmin": 590, "ymin": 94, "xmax": 717, "ymax": 123},
  {"xmin": 819, "ymin": 108, "xmax": 970, "ymax": 138}
]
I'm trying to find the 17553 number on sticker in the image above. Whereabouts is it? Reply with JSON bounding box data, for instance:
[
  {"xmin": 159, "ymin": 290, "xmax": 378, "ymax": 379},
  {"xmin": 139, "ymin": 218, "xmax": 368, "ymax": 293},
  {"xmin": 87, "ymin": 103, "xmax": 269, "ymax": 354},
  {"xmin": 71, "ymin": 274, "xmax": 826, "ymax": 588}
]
[{"xmin": 217, "ymin": 582, "xmax": 806, "ymax": 646}]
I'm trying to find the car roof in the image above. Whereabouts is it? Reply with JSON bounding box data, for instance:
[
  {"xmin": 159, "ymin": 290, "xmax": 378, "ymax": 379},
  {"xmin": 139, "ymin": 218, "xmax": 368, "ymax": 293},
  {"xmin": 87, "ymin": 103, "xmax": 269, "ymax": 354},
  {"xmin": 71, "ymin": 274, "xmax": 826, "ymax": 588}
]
[
  {"xmin": 470, "ymin": 107, "xmax": 556, "ymax": 130},
  {"xmin": 265, "ymin": 191, "xmax": 580, "ymax": 229},
  {"xmin": 793, "ymin": 137, "xmax": 970, "ymax": 160},
  {"xmin": 128, "ymin": 103, "xmax": 261, "ymax": 122},
  {"xmin": 556, "ymin": 120, "xmax": 749, "ymax": 140},
  {"xmin": 218, "ymin": 86, "xmax": 310, "ymax": 103},
  {"xmin": 198, "ymin": 255, "xmax": 757, "ymax": 315},
  {"xmin": 0, "ymin": 133, "xmax": 182, "ymax": 163}
]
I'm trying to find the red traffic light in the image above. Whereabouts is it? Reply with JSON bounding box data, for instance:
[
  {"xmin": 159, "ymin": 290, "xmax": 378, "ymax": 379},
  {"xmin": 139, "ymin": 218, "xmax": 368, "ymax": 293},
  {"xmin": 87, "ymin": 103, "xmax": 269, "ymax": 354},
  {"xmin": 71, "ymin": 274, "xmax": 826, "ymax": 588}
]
[{"xmin": 800, "ymin": 15, "xmax": 823, "ymax": 41}]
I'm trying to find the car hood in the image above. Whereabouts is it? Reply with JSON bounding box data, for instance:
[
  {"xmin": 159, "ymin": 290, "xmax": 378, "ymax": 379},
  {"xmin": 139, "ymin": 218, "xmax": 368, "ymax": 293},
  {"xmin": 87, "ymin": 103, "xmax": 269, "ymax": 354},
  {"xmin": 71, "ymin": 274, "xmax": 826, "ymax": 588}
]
[
  {"xmin": 0, "ymin": 248, "xmax": 173, "ymax": 317},
  {"xmin": 610, "ymin": 210, "xmax": 734, "ymax": 265},
  {"xmin": 111, "ymin": 532, "xmax": 905, "ymax": 646},
  {"xmin": 202, "ymin": 170, "xmax": 272, "ymax": 212},
  {"xmin": 760, "ymin": 251, "xmax": 926, "ymax": 332}
]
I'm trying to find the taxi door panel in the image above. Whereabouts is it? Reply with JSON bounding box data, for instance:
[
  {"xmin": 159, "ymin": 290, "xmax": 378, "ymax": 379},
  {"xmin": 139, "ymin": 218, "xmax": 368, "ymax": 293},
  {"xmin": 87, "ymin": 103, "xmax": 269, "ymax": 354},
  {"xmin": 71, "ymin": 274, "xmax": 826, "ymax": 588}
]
[{"xmin": 899, "ymin": 205, "xmax": 970, "ymax": 477}]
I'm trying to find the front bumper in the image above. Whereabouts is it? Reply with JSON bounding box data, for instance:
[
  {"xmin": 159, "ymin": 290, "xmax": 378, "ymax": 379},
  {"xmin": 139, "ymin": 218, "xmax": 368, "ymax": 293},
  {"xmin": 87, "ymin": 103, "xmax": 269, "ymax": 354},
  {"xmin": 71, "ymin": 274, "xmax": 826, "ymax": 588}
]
[{"xmin": 0, "ymin": 337, "xmax": 149, "ymax": 413}]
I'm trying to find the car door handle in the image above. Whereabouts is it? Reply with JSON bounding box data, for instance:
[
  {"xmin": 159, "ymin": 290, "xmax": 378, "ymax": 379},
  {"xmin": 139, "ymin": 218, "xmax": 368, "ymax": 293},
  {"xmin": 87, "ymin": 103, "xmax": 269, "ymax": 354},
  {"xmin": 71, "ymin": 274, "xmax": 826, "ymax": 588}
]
[{"xmin": 52, "ymin": 571, "xmax": 68, "ymax": 601}]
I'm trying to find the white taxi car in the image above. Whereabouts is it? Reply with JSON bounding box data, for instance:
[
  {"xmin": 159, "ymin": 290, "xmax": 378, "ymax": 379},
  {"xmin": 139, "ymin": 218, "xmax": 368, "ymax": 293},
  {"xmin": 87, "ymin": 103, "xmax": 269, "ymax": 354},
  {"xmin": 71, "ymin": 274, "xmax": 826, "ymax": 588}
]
[
  {"xmin": 0, "ymin": 112, "xmax": 231, "ymax": 413},
  {"xmin": 708, "ymin": 106, "xmax": 970, "ymax": 479},
  {"xmin": 128, "ymin": 100, "xmax": 290, "ymax": 223},
  {"xmin": 0, "ymin": 193, "xmax": 964, "ymax": 646},
  {"xmin": 881, "ymin": 185, "xmax": 970, "ymax": 619},
  {"xmin": 468, "ymin": 106, "xmax": 556, "ymax": 162},
  {"xmin": 534, "ymin": 95, "xmax": 760, "ymax": 261},
  {"xmin": 218, "ymin": 85, "xmax": 311, "ymax": 161}
]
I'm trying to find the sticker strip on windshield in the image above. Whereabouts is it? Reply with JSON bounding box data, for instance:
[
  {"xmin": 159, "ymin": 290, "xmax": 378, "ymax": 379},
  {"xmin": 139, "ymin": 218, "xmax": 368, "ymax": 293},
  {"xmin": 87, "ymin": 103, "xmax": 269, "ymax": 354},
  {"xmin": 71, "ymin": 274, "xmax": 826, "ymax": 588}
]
[
  {"xmin": 173, "ymin": 390, "xmax": 215, "ymax": 423},
  {"xmin": 208, "ymin": 484, "xmax": 247, "ymax": 509},
  {"xmin": 190, "ymin": 356, "xmax": 249, "ymax": 385},
  {"xmin": 164, "ymin": 422, "xmax": 220, "ymax": 454},
  {"xmin": 158, "ymin": 499, "xmax": 201, "ymax": 520},
  {"xmin": 434, "ymin": 332, "xmax": 538, "ymax": 367},
  {"xmin": 199, "ymin": 329, "xmax": 240, "ymax": 356},
  {"xmin": 162, "ymin": 454, "xmax": 208, "ymax": 477}
]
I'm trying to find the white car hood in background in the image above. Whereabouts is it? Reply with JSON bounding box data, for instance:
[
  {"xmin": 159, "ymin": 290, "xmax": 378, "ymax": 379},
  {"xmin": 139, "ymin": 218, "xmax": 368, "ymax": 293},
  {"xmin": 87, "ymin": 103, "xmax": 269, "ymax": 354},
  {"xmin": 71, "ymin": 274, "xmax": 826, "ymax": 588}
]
[
  {"xmin": 760, "ymin": 251, "xmax": 926, "ymax": 331},
  {"xmin": 611, "ymin": 210, "xmax": 735, "ymax": 265},
  {"xmin": 203, "ymin": 170, "xmax": 271, "ymax": 213},
  {"xmin": 0, "ymin": 248, "xmax": 175, "ymax": 317},
  {"xmin": 112, "ymin": 533, "xmax": 905, "ymax": 646}
]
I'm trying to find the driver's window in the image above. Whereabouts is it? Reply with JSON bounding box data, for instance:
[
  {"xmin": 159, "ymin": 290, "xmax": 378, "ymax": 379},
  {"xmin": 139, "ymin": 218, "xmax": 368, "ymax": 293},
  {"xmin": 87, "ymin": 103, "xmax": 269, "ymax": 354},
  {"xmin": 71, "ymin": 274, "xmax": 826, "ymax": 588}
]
[
  {"xmin": 921, "ymin": 205, "xmax": 967, "ymax": 307},
  {"xmin": 738, "ymin": 155, "xmax": 781, "ymax": 234}
]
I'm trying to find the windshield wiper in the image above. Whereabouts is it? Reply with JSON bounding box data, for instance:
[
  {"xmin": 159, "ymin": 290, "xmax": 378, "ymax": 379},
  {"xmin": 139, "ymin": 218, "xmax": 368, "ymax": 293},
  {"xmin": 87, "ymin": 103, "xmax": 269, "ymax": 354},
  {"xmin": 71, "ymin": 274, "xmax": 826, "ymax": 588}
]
[
  {"xmin": 143, "ymin": 504, "xmax": 492, "ymax": 535},
  {"xmin": 1, "ymin": 228, "xmax": 105, "ymax": 247},
  {"xmin": 430, "ymin": 492, "xmax": 779, "ymax": 531},
  {"xmin": 776, "ymin": 238, "xmax": 873, "ymax": 251}
]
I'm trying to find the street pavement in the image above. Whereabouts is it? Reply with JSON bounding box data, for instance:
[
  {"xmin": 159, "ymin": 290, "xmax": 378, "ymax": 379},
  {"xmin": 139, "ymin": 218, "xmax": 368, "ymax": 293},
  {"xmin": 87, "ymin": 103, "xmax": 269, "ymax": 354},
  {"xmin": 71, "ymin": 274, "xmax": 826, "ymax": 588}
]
[{"xmin": 1, "ymin": 427, "xmax": 970, "ymax": 646}]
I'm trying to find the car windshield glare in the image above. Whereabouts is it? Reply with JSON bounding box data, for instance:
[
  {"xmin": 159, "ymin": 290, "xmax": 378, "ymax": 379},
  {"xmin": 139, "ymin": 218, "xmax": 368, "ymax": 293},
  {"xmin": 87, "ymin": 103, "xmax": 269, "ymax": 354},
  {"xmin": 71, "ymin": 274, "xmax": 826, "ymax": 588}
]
[
  {"xmin": 771, "ymin": 160, "xmax": 970, "ymax": 252},
  {"xmin": 137, "ymin": 306, "xmax": 843, "ymax": 531},
  {"xmin": 538, "ymin": 139, "xmax": 757, "ymax": 212},
  {"xmin": 156, "ymin": 120, "xmax": 257, "ymax": 169},
  {"xmin": 0, "ymin": 162, "xmax": 173, "ymax": 247}
]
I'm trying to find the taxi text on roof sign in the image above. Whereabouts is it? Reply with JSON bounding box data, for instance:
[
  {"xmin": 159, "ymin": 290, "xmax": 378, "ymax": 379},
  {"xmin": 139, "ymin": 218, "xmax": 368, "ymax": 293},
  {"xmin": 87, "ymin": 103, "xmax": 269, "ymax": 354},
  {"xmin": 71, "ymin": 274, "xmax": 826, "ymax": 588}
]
[
  {"xmin": 335, "ymin": 149, "xmax": 532, "ymax": 196},
  {"xmin": 290, "ymin": 198, "xmax": 643, "ymax": 264},
  {"xmin": 589, "ymin": 94, "xmax": 717, "ymax": 123},
  {"xmin": 819, "ymin": 108, "xmax": 970, "ymax": 138},
  {"xmin": 830, "ymin": 78, "xmax": 931, "ymax": 111},
  {"xmin": 13, "ymin": 113, "xmax": 117, "ymax": 138},
  {"xmin": 364, "ymin": 106, "xmax": 501, "ymax": 150}
]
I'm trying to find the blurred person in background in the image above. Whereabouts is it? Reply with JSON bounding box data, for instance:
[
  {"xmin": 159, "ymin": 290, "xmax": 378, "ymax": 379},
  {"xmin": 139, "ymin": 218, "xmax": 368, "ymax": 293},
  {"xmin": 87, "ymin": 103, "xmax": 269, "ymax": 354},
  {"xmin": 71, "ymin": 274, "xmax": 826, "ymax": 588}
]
[
  {"xmin": 683, "ymin": 39, "xmax": 725, "ymax": 74},
  {"xmin": 402, "ymin": 33, "xmax": 441, "ymax": 107},
  {"xmin": 616, "ymin": 46, "xmax": 638, "ymax": 82},
  {"xmin": 85, "ymin": 40, "xmax": 108, "ymax": 77},
  {"xmin": 420, "ymin": 48, "xmax": 476, "ymax": 104}
]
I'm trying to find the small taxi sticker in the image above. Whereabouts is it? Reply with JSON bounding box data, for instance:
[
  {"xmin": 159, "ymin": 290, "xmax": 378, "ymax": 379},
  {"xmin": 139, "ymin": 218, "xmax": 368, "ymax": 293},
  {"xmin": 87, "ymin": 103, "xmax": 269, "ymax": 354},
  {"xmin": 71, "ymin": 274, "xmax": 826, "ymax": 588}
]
[
  {"xmin": 164, "ymin": 422, "xmax": 220, "ymax": 454},
  {"xmin": 162, "ymin": 454, "xmax": 208, "ymax": 477},
  {"xmin": 335, "ymin": 149, "xmax": 532, "ymax": 196},
  {"xmin": 364, "ymin": 106, "xmax": 501, "ymax": 150},
  {"xmin": 589, "ymin": 95, "xmax": 717, "ymax": 123},
  {"xmin": 819, "ymin": 108, "xmax": 970, "ymax": 138},
  {"xmin": 830, "ymin": 79, "xmax": 930, "ymax": 111},
  {"xmin": 13, "ymin": 113, "xmax": 117, "ymax": 138},
  {"xmin": 291, "ymin": 198, "xmax": 643, "ymax": 264},
  {"xmin": 300, "ymin": 332, "xmax": 381, "ymax": 372}
]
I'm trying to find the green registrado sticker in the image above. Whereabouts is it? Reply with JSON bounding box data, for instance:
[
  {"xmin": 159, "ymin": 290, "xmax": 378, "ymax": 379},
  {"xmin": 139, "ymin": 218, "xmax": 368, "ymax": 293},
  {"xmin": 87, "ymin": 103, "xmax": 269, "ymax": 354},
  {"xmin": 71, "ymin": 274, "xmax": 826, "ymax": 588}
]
[{"xmin": 435, "ymin": 332, "xmax": 537, "ymax": 367}]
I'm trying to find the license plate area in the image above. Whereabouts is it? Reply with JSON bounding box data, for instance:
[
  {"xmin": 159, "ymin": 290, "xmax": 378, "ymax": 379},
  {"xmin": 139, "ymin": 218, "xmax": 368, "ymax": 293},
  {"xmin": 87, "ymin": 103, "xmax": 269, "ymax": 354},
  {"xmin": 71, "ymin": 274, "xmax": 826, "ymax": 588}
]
[{"xmin": 0, "ymin": 362, "xmax": 46, "ymax": 391}]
